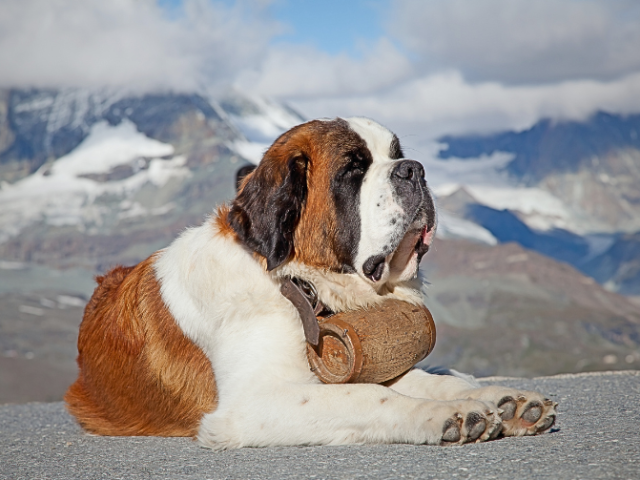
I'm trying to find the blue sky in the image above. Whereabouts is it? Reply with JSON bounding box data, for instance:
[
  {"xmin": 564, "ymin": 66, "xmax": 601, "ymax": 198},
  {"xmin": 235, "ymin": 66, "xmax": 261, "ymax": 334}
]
[
  {"xmin": 158, "ymin": 0, "xmax": 390, "ymax": 57},
  {"xmin": 268, "ymin": 0, "xmax": 389, "ymax": 57}
]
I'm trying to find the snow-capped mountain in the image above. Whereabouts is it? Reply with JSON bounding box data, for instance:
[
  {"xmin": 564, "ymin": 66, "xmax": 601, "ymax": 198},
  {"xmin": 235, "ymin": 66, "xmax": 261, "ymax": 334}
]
[
  {"xmin": 0, "ymin": 87, "xmax": 304, "ymax": 183},
  {"xmin": 219, "ymin": 89, "xmax": 307, "ymax": 164},
  {"xmin": 432, "ymin": 112, "xmax": 640, "ymax": 295},
  {"xmin": 0, "ymin": 87, "xmax": 304, "ymax": 270}
]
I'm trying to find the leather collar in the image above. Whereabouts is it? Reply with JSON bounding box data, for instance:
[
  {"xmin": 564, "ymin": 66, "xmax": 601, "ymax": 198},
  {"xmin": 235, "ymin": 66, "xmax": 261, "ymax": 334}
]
[{"xmin": 280, "ymin": 277, "xmax": 331, "ymax": 346}]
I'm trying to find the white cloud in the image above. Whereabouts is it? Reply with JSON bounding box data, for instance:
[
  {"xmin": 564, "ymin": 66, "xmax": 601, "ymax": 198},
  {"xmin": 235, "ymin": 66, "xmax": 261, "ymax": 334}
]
[
  {"xmin": 231, "ymin": 0, "xmax": 640, "ymax": 144},
  {"xmin": 235, "ymin": 38, "xmax": 413, "ymax": 98},
  {"xmin": 0, "ymin": 0, "xmax": 278, "ymax": 92},
  {"xmin": 2, "ymin": 0, "xmax": 640, "ymax": 144},
  {"xmin": 288, "ymin": 71, "xmax": 640, "ymax": 148},
  {"xmin": 387, "ymin": 0, "xmax": 640, "ymax": 84}
]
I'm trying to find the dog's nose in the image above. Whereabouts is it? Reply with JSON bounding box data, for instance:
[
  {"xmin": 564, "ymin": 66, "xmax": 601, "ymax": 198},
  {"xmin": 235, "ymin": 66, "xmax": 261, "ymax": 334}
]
[{"xmin": 392, "ymin": 160, "xmax": 425, "ymax": 184}]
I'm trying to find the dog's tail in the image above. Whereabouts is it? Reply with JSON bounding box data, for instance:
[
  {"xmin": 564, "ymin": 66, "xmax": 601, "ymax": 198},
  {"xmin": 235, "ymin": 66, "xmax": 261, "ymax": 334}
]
[{"xmin": 95, "ymin": 264, "xmax": 135, "ymax": 286}]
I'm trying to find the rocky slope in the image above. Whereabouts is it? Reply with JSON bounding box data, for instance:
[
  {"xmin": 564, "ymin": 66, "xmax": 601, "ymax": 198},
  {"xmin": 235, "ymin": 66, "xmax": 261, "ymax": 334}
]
[{"xmin": 420, "ymin": 239, "xmax": 640, "ymax": 377}]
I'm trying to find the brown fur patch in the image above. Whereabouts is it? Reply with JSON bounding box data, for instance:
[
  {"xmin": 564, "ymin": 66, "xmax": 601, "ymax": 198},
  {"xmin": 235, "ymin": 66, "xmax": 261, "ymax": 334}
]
[
  {"xmin": 258, "ymin": 119, "xmax": 365, "ymax": 271},
  {"xmin": 214, "ymin": 204, "xmax": 238, "ymax": 240},
  {"xmin": 65, "ymin": 256, "xmax": 217, "ymax": 436}
]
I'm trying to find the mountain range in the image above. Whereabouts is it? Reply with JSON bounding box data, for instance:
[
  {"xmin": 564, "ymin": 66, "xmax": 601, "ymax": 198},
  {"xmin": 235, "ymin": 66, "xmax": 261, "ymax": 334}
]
[
  {"xmin": 0, "ymin": 88, "xmax": 301, "ymax": 270},
  {"xmin": 0, "ymin": 87, "xmax": 638, "ymax": 402},
  {"xmin": 435, "ymin": 112, "xmax": 640, "ymax": 296}
]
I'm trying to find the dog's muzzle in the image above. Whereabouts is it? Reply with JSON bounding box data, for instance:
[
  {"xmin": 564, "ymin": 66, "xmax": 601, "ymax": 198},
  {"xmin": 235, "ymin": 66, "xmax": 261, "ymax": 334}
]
[{"xmin": 390, "ymin": 160, "xmax": 429, "ymax": 216}]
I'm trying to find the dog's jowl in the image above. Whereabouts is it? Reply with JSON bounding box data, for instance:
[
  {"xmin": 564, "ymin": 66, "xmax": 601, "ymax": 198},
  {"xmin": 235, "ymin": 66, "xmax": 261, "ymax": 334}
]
[{"xmin": 65, "ymin": 117, "xmax": 557, "ymax": 448}]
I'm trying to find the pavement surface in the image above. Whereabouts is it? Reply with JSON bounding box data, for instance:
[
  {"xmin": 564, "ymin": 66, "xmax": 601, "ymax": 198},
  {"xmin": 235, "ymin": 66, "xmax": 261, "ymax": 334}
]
[{"xmin": 1, "ymin": 370, "xmax": 639, "ymax": 480}]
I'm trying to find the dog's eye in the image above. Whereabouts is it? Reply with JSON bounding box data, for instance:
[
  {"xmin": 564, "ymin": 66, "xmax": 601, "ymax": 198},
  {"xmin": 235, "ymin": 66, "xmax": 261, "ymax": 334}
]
[
  {"xmin": 350, "ymin": 162, "xmax": 364, "ymax": 175},
  {"xmin": 345, "ymin": 155, "xmax": 366, "ymax": 176}
]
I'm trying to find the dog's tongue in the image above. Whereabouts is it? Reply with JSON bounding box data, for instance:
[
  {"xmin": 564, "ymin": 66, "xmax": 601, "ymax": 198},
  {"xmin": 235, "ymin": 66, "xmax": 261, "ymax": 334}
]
[{"xmin": 422, "ymin": 225, "xmax": 435, "ymax": 247}]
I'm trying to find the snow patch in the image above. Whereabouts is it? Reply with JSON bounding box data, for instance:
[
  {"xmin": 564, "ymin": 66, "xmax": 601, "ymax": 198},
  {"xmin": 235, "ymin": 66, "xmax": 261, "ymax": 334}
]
[
  {"xmin": 424, "ymin": 149, "xmax": 514, "ymax": 189},
  {"xmin": 0, "ymin": 121, "xmax": 188, "ymax": 243},
  {"xmin": 231, "ymin": 94, "xmax": 303, "ymax": 143},
  {"xmin": 230, "ymin": 140, "xmax": 269, "ymax": 165},
  {"xmin": 226, "ymin": 92, "xmax": 304, "ymax": 163},
  {"xmin": 436, "ymin": 211, "xmax": 498, "ymax": 245},
  {"xmin": 51, "ymin": 120, "xmax": 173, "ymax": 176},
  {"xmin": 57, "ymin": 295, "xmax": 86, "ymax": 308},
  {"xmin": 465, "ymin": 185, "xmax": 573, "ymax": 231},
  {"xmin": 422, "ymin": 146, "xmax": 579, "ymax": 233}
]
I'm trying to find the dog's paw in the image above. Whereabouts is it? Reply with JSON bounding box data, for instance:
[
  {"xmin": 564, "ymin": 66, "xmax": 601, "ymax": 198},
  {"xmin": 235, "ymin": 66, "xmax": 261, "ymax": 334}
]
[
  {"xmin": 438, "ymin": 400, "xmax": 503, "ymax": 445},
  {"xmin": 197, "ymin": 414, "xmax": 241, "ymax": 450},
  {"xmin": 497, "ymin": 392, "xmax": 557, "ymax": 436},
  {"xmin": 463, "ymin": 386, "xmax": 557, "ymax": 437}
]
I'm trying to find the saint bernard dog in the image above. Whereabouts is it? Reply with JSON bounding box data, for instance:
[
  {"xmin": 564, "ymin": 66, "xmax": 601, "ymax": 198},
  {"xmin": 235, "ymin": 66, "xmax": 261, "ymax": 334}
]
[{"xmin": 65, "ymin": 117, "xmax": 557, "ymax": 448}]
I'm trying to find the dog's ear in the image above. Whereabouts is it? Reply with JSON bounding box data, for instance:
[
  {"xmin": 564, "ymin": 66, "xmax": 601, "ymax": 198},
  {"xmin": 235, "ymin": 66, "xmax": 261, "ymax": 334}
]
[
  {"xmin": 235, "ymin": 165, "xmax": 257, "ymax": 193},
  {"xmin": 228, "ymin": 152, "xmax": 308, "ymax": 271}
]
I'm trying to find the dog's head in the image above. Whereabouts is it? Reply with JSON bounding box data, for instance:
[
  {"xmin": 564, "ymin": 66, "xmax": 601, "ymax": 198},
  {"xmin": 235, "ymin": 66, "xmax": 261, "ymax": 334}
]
[{"xmin": 228, "ymin": 117, "xmax": 436, "ymax": 288}]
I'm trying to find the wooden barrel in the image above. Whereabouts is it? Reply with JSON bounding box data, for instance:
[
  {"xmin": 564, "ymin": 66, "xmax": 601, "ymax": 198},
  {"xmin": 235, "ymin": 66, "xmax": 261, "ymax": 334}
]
[{"xmin": 307, "ymin": 300, "xmax": 436, "ymax": 384}]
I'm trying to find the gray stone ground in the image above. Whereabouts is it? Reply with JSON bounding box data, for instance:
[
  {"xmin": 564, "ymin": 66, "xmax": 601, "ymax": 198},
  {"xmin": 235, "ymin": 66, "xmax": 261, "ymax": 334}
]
[{"xmin": 1, "ymin": 371, "xmax": 638, "ymax": 480}]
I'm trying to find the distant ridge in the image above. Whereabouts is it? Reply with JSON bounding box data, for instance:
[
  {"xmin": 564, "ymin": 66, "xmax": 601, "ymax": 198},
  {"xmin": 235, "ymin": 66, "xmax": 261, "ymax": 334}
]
[{"xmin": 438, "ymin": 111, "xmax": 640, "ymax": 183}]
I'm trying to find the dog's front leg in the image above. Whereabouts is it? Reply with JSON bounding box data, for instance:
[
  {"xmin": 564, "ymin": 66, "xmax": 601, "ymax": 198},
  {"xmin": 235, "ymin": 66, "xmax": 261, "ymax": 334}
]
[
  {"xmin": 387, "ymin": 369, "xmax": 557, "ymax": 437},
  {"xmin": 385, "ymin": 368, "xmax": 479, "ymax": 400},
  {"xmin": 197, "ymin": 382, "xmax": 502, "ymax": 449}
]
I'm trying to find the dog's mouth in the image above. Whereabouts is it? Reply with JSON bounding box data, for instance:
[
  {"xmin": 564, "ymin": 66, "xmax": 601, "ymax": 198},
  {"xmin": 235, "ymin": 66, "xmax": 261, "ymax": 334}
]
[
  {"xmin": 415, "ymin": 224, "xmax": 434, "ymax": 259},
  {"xmin": 413, "ymin": 226, "xmax": 430, "ymax": 258},
  {"xmin": 392, "ymin": 224, "xmax": 433, "ymax": 267},
  {"xmin": 363, "ymin": 222, "xmax": 435, "ymax": 283},
  {"xmin": 362, "ymin": 254, "xmax": 387, "ymax": 282}
]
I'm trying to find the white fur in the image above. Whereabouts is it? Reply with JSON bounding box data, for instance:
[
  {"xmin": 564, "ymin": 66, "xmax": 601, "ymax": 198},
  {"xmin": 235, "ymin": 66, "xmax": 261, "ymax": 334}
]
[
  {"xmin": 277, "ymin": 261, "xmax": 423, "ymax": 313},
  {"xmin": 346, "ymin": 117, "xmax": 396, "ymax": 161},
  {"xmin": 153, "ymin": 216, "xmax": 496, "ymax": 449}
]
